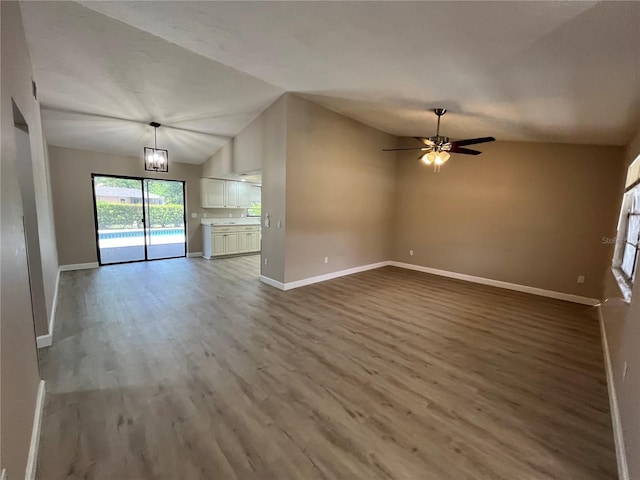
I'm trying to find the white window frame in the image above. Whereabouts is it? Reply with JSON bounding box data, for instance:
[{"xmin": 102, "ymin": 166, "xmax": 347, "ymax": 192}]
[{"xmin": 612, "ymin": 155, "xmax": 640, "ymax": 302}]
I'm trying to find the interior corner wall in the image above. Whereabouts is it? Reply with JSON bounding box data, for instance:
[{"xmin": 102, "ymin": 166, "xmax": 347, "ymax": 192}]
[
  {"xmin": 48, "ymin": 146, "xmax": 205, "ymax": 265},
  {"xmin": 284, "ymin": 94, "xmax": 397, "ymax": 283},
  {"xmin": 600, "ymin": 125, "xmax": 640, "ymax": 480},
  {"xmin": 391, "ymin": 139, "xmax": 625, "ymax": 299},
  {"xmin": 202, "ymin": 140, "xmax": 233, "ymax": 178},
  {"xmin": 239, "ymin": 95, "xmax": 288, "ymax": 283},
  {"xmin": 0, "ymin": 1, "xmax": 50, "ymax": 477}
]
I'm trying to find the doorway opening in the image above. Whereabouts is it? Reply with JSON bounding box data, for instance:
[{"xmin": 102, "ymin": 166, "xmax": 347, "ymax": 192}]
[
  {"xmin": 92, "ymin": 174, "xmax": 187, "ymax": 265},
  {"xmin": 13, "ymin": 100, "xmax": 48, "ymax": 349}
]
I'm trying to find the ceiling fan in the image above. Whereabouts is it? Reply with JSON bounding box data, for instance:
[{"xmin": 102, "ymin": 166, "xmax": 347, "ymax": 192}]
[{"xmin": 383, "ymin": 108, "xmax": 495, "ymax": 171}]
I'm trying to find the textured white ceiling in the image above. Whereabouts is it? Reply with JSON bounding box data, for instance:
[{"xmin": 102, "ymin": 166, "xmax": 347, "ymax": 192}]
[
  {"xmin": 20, "ymin": 1, "xmax": 283, "ymax": 164},
  {"xmin": 21, "ymin": 1, "xmax": 640, "ymax": 164}
]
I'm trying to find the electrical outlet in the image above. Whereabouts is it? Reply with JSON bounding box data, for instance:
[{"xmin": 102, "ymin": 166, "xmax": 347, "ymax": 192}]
[
  {"xmin": 324, "ymin": 256, "xmax": 329, "ymax": 264},
  {"xmin": 409, "ymin": 250, "xmax": 414, "ymax": 256},
  {"xmin": 191, "ymin": 213, "xmax": 197, "ymax": 218},
  {"xmin": 203, "ymin": 212, "xmax": 207, "ymax": 218},
  {"xmin": 277, "ymin": 220, "xmax": 282, "ymax": 228},
  {"xmin": 623, "ymin": 361, "xmax": 628, "ymax": 380},
  {"xmin": 577, "ymin": 275, "xmax": 585, "ymax": 284},
  {"xmin": 264, "ymin": 258, "xmax": 268, "ymax": 266},
  {"xmin": 228, "ymin": 213, "xmax": 233, "ymax": 218}
]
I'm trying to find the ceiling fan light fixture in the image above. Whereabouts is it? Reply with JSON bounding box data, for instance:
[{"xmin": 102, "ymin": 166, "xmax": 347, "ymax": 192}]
[{"xmin": 382, "ymin": 108, "xmax": 496, "ymax": 172}]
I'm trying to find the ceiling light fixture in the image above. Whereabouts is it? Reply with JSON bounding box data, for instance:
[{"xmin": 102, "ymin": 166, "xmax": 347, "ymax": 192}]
[
  {"xmin": 383, "ymin": 108, "xmax": 495, "ymax": 172},
  {"xmin": 144, "ymin": 122, "xmax": 168, "ymax": 173},
  {"xmin": 421, "ymin": 151, "xmax": 450, "ymax": 169}
]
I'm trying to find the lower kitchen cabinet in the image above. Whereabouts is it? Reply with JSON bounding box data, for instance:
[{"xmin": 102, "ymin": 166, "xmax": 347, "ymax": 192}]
[{"xmin": 203, "ymin": 224, "xmax": 261, "ymax": 259}]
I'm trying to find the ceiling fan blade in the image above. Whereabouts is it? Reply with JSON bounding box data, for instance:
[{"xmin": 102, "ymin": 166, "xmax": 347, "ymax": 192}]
[
  {"xmin": 382, "ymin": 147, "xmax": 430, "ymax": 152},
  {"xmin": 451, "ymin": 136, "xmax": 496, "ymax": 147},
  {"xmin": 450, "ymin": 146, "xmax": 482, "ymax": 155},
  {"xmin": 414, "ymin": 137, "xmax": 435, "ymax": 146}
]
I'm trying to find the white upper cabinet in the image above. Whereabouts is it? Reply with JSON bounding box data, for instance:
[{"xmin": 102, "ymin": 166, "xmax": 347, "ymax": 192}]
[
  {"xmin": 237, "ymin": 182, "xmax": 250, "ymax": 208},
  {"xmin": 201, "ymin": 178, "xmax": 226, "ymax": 208},
  {"xmin": 226, "ymin": 181, "xmax": 239, "ymax": 207},
  {"xmin": 201, "ymin": 178, "xmax": 254, "ymax": 208}
]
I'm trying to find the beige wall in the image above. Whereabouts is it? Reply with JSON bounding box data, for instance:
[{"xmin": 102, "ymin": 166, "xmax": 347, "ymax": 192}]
[
  {"xmin": 600, "ymin": 125, "xmax": 640, "ymax": 480},
  {"xmin": 49, "ymin": 146, "xmax": 205, "ymax": 265},
  {"xmin": 284, "ymin": 95, "xmax": 397, "ymax": 283},
  {"xmin": 202, "ymin": 140, "xmax": 233, "ymax": 178},
  {"xmin": 254, "ymin": 96, "xmax": 288, "ymax": 283},
  {"xmin": 234, "ymin": 109, "xmax": 271, "ymax": 175},
  {"xmin": 391, "ymin": 140, "xmax": 625, "ymax": 299},
  {"xmin": 1, "ymin": 1, "xmax": 56, "ymax": 477}
]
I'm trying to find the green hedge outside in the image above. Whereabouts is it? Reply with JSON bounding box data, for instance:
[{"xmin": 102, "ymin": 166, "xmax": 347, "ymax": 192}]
[{"xmin": 96, "ymin": 202, "xmax": 185, "ymax": 229}]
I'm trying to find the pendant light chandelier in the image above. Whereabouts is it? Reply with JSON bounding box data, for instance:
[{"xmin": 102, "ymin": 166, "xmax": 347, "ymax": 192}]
[{"xmin": 144, "ymin": 122, "xmax": 168, "ymax": 172}]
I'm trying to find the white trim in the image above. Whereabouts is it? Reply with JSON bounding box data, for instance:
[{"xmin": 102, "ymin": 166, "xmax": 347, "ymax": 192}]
[
  {"xmin": 1, "ymin": 467, "xmax": 5, "ymax": 480},
  {"xmin": 259, "ymin": 275, "xmax": 286, "ymax": 290},
  {"xmin": 283, "ymin": 261, "xmax": 391, "ymax": 291},
  {"xmin": 59, "ymin": 262, "xmax": 99, "ymax": 271},
  {"xmin": 598, "ymin": 306, "xmax": 629, "ymax": 480},
  {"xmin": 25, "ymin": 380, "xmax": 46, "ymax": 480},
  {"xmin": 389, "ymin": 262, "xmax": 600, "ymax": 306},
  {"xmin": 37, "ymin": 268, "xmax": 61, "ymax": 349},
  {"xmin": 36, "ymin": 333, "xmax": 52, "ymax": 348},
  {"xmin": 187, "ymin": 252, "xmax": 203, "ymax": 258}
]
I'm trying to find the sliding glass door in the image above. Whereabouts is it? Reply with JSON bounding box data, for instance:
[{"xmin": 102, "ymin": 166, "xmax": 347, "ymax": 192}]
[
  {"xmin": 92, "ymin": 175, "xmax": 186, "ymax": 265},
  {"xmin": 144, "ymin": 179, "xmax": 186, "ymax": 260}
]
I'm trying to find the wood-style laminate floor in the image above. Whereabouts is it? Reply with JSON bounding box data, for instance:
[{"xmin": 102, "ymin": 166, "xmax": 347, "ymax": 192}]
[{"xmin": 37, "ymin": 256, "xmax": 616, "ymax": 479}]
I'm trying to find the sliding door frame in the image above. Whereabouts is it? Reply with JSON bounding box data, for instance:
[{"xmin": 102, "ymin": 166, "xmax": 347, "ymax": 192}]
[{"xmin": 91, "ymin": 173, "xmax": 187, "ymax": 265}]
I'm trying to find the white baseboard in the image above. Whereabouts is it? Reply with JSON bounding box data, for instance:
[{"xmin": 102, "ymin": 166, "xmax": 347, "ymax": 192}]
[
  {"xmin": 283, "ymin": 261, "xmax": 391, "ymax": 290},
  {"xmin": 389, "ymin": 261, "xmax": 600, "ymax": 306},
  {"xmin": 36, "ymin": 333, "xmax": 52, "ymax": 348},
  {"xmin": 259, "ymin": 275, "xmax": 286, "ymax": 290},
  {"xmin": 261, "ymin": 260, "xmax": 599, "ymax": 306},
  {"xmin": 59, "ymin": 262, "xmax": 99, "ymax": 271},
  {"xmin": 25, "ymin": 380, "xmax": 46, "ymax": 480},
  {"xmin": 187, "ymin": 252, "xmax": 203, "ymax": 258},
  {"xmin": 598, "ymin": 306, "xmax": 629, "ymax": 480}
]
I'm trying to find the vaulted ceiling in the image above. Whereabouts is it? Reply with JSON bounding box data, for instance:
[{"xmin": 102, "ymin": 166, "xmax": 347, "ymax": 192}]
[{"xmin": 21, "ymin": 1, "xmax": 640, "ymax": 165}]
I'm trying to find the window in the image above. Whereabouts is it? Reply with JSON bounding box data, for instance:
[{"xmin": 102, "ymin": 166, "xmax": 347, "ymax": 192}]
[
  {"xmin": 618, "ymin": 191, "xmax": 640, "ymax": 281},
  {"xmin": 247, "ymin": 185, "xmax": 261, "ymax": 217},
  {"xmin": 613, "ymin": 155, "xmax": 640, "ymax": 300}
]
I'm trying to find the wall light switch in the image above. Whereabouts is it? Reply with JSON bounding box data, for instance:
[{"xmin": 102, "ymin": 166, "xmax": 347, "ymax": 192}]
[
  {"xmin": 191, "ymin": 213, "xmax": 197, "ymax": 218},
  {"xmin": 409, "ymin": 250, "xmax": 414, "ymax": 256},
  {"xmin": 277, "ymin": 220, "xmax": 282, "ymax": 229},
  {"xmin": 577, "ymin": 275, "xmax": 585, "ymax": 284},
  {"xmin": 324, "ymin": 256, "xmax": 329, "ymax": 264},
  {"xmin": 264, "ymin": 258, "xmax": 268, "ymax": 266}
]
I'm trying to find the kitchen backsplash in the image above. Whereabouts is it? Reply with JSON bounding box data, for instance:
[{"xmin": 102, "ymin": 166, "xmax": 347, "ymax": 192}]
[{"xmin": 201, "ymin": 208, "xmax": 246, "ymax": 218}]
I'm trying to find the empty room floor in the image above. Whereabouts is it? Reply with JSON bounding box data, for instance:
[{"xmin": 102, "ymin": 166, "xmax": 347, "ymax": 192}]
[{"xmin": 36, "ymin": 256, "xmax": 616, "ymax": 479}]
